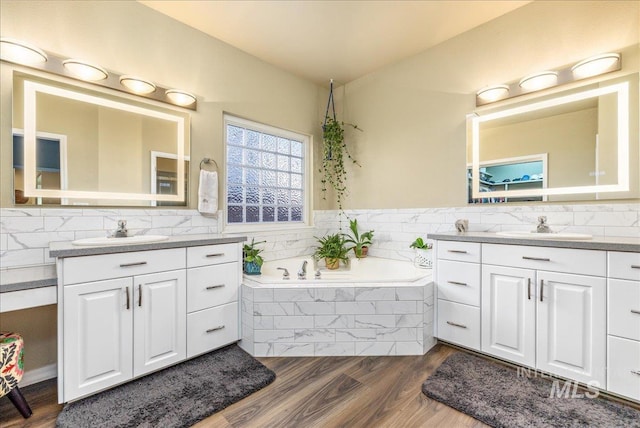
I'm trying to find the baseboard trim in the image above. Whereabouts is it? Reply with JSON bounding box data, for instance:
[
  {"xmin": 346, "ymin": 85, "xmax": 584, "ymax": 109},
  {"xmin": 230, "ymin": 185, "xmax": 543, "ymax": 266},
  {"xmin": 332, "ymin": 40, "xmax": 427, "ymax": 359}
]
[{"xmin": 20, "ymin": 363, "xmax": 57, "ymax": 387}]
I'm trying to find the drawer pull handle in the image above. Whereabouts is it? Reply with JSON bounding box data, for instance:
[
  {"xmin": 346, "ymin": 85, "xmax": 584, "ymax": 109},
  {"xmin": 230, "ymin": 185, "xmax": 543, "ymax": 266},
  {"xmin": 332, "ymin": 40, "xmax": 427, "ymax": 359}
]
[
  {"xmin": 631, "ymin": 370, "xmax": 640, "ymax": 376},
  {"xmin": 540, "ymin": 279, "xmax": 544, "ymax": 302},
  {"xmin": 448, "ymin": 250, "xmax": 468, "ymax": 254},
  {"xmin": 447, "ymin": 281, "xmax": 467, "ymax": 286},
  {"xmin": 631, "ymin": 309, "xmax": 640, "ymax": 315},
  {"xmin": 446, "ymin": 321, "xmax": 467, "ymax": 329},
  {"xmin": 120, "ymin": 261, "xmax": 148, "ymax": 267},
  {"xmin": 138, "ymin": 284, "xmax": 142, "ymax": 307},
  {"xmin": 527, "ymin": 278, "xmax": 531, "ymax": 300},
  {"xmin": 125, "ymin": 287, "xmax": 130, "ymax": 310},
  {"xmin": 206, "ymin": 253, "xmax": 225, "ymax": 258},
  {"xmin": 522, "ymin": 256, "xmax": 550, "ymax": 262},
  {"xmin": 631, "ymin": 265, "xmax": 640, "ymax": 269},
  {"xmin": 206, "ymin": 325, "xmax": 225, "ymax": 333},
  {"xmin": 206, "ymin": 284, "xmax": 225, "ymax": 290}
]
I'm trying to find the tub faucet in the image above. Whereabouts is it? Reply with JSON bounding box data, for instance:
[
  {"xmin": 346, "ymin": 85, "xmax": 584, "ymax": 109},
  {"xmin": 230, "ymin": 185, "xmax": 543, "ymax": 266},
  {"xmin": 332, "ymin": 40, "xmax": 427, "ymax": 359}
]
[
  {"xmin": 277, "ymin": 267, "xmax": 290, "ymax": 280},
  {"xmin": 114, "ymin": 220, "xmax": 128, "ymax": 238},
  {"xmin": 298, "ymin": 260, "xmax": 308, "ymax": 280},
  {"xmin": 536, "ymin": 216, "xmax": 552, "ymax": 233}
]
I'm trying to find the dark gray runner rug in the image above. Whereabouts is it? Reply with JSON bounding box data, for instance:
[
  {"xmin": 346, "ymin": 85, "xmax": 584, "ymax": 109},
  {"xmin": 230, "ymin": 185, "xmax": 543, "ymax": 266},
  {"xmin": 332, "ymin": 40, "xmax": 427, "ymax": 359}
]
[
  {"xmin": 56, "ymin": 344, "xmax": 275, "ymax": 428},
  {"xmin": 422, "ymin": 352, "xmax": 640, "ymax": 428}
]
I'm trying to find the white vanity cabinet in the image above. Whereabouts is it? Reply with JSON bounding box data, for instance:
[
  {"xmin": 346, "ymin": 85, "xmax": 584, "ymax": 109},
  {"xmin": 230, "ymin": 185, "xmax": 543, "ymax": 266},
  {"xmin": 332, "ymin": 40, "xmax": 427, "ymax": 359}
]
[
  {"xmin": 482, "ymin": 244, "xmax": 606, "ymax": 386},
  {"xmin": 607, "ymin": 251, "xmax": 640, "ymax": 402},
  {"xmin": 55, "ymin": 239, "xmax": 244, "ymax": 403},
  {"xmin": 186, "ymin": 243, "xmax": 241, "ymax": 358},
  {"xmin": 435, "ymin": 241, "xmax": 482, "ymax": 351},
  {"xmin": 60, "ymin": 249, "xmax": 186, "ymax": 401}
]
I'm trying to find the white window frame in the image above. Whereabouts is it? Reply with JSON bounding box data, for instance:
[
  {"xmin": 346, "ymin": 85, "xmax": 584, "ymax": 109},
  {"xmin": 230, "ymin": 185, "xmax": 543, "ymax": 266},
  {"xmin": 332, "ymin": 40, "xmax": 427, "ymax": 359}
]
[{"xmin": 223, "ymin": 114, "xmax": 312, "ymax": 233}]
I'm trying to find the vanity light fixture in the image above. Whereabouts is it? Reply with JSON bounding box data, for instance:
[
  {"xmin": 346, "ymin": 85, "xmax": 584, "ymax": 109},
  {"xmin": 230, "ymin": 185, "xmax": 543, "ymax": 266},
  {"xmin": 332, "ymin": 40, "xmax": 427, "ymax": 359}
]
[
  {"xmin": 519, "ymin": 71, "xmax": 558, "ymax": 92},
  {"xmin": 571, "ymin": 53, "xmax": 621, "ymax": 80},
  {"xmin": 62, "ymin": 59, "xmax": 108, "ymax": 81},
  {"xmin": 476, "ymin": 52, "xmax": 622, "ymax": 106},
  {"xmin": 119, "ymin": 75, "xmax": 157, "ymax": 94},
  {"xmin": 476, "ymin": 85, "xmax": 510, "ymax": 103},
  {"xmin": 165, "ymin": 89, "xmax": 196, "ymax": 106},
  {"xmin": 0, "ymin": 38, "xmax": 47, "ymax": 65}
]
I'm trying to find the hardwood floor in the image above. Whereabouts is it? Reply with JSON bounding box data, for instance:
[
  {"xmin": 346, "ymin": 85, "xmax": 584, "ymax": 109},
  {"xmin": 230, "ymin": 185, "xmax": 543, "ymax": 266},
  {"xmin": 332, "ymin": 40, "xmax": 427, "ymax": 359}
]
[{"xmin": 0, "ymin": 344, "xmax": 486, "ymax": 427}]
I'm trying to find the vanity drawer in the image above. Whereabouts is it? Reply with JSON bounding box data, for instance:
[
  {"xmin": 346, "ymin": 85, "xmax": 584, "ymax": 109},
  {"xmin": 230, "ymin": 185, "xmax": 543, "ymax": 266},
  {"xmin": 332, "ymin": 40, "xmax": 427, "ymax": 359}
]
[
  {"xmin": 187, "ymin": 243, "xmax": 239, "ymax": 268},
  {"xmin": 607, "ymin": 336, "xmax": 640, "ymax": 402},
  {"xmin": 608, "ymin": 278, "xmax": 640, "ymax": 341},
  {"xmin": 482, "ymin": 243, "xmax": 606, "ymax": 277},
  {"xmin": 437, "ymin": 241, "xmax": 481, "ymax": 263},
  {"xmin": 187, "ymin": 302, "xmax": 239, "ymax": 358},
  {"xmin": 437, "ymin": 260, "xmax": 481, "ymax": 307},
  {"xmin": 437, "ymin": 299, "xmax": 480, "ymax": 351},
  {"xmin": 187, "ymin": 263, "xmax": 239, "ymax": 313},
  {"xmin": 62, "ymin": 248, "xmax": 186, "ymax": 285},
  {"xmin": 608, "ymin": 251, "xmax": 640, "ymax": 281}
]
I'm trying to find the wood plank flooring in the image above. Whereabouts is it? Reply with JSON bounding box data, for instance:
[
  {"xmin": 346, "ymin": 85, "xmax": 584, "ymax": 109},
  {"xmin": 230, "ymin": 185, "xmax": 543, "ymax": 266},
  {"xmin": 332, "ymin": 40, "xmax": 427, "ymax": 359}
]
[{"xmin": 0, "ymin": 344, "xmax": 485, "ymax": 427}]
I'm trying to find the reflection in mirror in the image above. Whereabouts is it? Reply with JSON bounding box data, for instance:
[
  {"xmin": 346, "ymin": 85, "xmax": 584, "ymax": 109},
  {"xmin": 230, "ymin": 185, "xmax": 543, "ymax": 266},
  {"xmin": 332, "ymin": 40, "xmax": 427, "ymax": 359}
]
[
  {"xmin": 13, "ymin": 73, "xmax": 190, "ymax": 206},
  {"xmin": 468, "ymin": 78, "xmax": 636, "ymax": 203}
]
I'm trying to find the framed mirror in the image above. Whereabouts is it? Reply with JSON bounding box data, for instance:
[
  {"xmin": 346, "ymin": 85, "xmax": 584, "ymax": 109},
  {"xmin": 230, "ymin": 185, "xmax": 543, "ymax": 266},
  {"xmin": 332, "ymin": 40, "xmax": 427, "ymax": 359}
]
[
  {"xmin": 12, "ymin": 73, "xmax": 190, "ymax": 206},
  {"xmin": 468, "ymin": 76, "xmax": 637, "ymax": 203}
]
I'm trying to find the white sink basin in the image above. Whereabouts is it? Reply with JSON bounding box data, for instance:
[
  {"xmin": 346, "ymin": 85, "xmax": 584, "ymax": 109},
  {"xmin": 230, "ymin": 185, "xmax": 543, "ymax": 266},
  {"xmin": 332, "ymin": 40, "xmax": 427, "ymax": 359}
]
[
  {"xmin": 496, "ymin": 231, "xmax": 592, "ymax": 240},
  {"xmin": 72, "ymin": 235, "xmax": 169, "ymax": 246}
]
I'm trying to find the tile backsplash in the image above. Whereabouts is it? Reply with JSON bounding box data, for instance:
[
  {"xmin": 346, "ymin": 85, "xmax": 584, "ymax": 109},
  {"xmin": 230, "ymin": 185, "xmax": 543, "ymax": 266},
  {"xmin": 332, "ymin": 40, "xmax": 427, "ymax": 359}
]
[{"xmin": 1, "ymin": 203, "xmax": 638, "ymax": 269}]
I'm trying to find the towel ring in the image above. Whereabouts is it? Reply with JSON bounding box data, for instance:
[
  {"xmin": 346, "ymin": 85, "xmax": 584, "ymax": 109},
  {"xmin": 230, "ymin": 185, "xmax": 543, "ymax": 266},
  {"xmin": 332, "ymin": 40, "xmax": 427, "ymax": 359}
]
[{"xmin": 200, "ymin": 158, "xmax": 219, "ymax": 172}]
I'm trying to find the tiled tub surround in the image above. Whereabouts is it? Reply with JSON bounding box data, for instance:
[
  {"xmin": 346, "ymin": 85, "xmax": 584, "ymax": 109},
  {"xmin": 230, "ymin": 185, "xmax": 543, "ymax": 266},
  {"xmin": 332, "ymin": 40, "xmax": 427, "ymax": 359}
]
[{"xmin": 240, "ymin": 260, "xmax": 435, "ymax": 357}]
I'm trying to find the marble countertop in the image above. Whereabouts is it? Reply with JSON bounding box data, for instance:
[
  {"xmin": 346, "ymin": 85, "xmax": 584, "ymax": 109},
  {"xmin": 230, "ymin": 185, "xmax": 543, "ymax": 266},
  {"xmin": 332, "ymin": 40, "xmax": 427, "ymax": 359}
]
[
  {"xmin": 49, "ymin": 233, "xmax": 247, "ymax": 258},
  {"xmin": 427, "ymin": 232, "xmax": 639, "ymax": 252},
  {"xmin": 0, "ymin": 265, "xmax": 57, "ymax": 293}
]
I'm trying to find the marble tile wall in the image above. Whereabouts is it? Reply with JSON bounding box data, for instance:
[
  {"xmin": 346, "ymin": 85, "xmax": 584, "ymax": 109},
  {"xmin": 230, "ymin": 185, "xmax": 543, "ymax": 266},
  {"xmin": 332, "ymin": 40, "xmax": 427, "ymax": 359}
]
[
  {"xmin": 240, "ymin": 280, "xmax": 433, "ymax": 357},
  {"xmin": 1, "ymin": 203, "xmax": 637, "ymax": 269},
  {"xmin": 314, "ymin": 203, "xmax": 640, "ymax": 262}
]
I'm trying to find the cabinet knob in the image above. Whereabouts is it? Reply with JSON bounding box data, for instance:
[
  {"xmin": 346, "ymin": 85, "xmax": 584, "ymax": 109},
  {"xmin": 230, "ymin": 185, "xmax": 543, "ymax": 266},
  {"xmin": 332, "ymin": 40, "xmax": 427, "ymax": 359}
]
[
  {"xmin": 447, "ymin": 250, "xmax": 468, "ymax": 254},
  {"xmin": 120, "ymin": 261, "xmax": 148, "ymax": 267},
  {"xmin": 522, "ymin": 256, "xmax": 550, "ymax": 262},
  {"xmin": 206, "ymin": 284, "xmax": 225, "ymax": 290},
  {"xmin": 206, "ymin": 253, "xmax": 225, "ymax": 258},
  {"xmin": 206, "ymin": 325, "xmax": 225, "ymax": 333},
  {"xmin": 447, "ymin": 281, "xmax": 468, "ymax": 286},
  {"xmin": 631, "ymin": 309, "xmax": 640, "ymax": 315}
]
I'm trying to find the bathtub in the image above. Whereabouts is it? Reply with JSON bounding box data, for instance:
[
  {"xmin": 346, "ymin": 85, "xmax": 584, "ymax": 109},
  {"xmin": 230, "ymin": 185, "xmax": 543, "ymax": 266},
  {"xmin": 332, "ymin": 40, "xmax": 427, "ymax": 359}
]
[
  {"xmin": 245, "ymin": 256, "xmax": 430, "ymax": 286},
  {"xmin": 240, "ymin": 256, "xmax": 436, "ymax": 358}
]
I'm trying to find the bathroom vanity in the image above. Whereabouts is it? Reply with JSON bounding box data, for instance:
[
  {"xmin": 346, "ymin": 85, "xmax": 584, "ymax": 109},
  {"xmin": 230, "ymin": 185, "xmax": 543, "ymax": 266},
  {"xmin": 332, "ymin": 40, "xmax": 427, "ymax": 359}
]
[
  {"xmin": 429, "ymin": 232, "xmax": 640, "ymax": 402},
  {"xmin": 50, "ymin": 234, "xmax": 245, "ymax": 403}
]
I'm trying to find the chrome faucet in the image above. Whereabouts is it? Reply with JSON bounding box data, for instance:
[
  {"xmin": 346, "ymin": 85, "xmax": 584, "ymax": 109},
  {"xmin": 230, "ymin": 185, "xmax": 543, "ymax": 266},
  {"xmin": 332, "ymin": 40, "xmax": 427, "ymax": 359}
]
[
  {"xmin": 277, "ymin": 267, "xmax": 290, "ymax": 280},
  {"xmin": 536, "ymin": 216, "xmax": 552, "ymax": 233},
  {"xmin": 298, "ymin": 260, "xmax": 308, "ymax": 280},
  {"xmin": 114, "ymin": 220, "xmax": 128, "ymax": 238}
]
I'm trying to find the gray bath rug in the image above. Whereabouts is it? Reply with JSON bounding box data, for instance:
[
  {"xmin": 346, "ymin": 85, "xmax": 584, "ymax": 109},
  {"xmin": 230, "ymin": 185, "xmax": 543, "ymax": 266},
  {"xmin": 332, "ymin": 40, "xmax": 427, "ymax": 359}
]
[
  {"xmin": 422, "ymin": 352, "xmax": 640, "ymax": 428},
  {"xmin": 56, "ymin": 344, "xmax": 275, "ymax": 428}
]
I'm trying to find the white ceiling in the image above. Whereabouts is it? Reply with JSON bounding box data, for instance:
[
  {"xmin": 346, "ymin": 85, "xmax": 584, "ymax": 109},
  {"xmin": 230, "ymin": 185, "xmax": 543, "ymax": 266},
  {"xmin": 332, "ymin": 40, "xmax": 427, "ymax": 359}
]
[{"xmin": 139, "ymin": 1, "xmax": 530, "ymax": 86}]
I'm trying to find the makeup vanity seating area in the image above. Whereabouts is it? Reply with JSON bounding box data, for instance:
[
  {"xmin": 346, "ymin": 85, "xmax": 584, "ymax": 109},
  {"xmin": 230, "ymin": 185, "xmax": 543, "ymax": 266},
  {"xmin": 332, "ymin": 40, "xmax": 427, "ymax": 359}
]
[
  {"xmin": 49, "ymin": 234, "xmax": 245, "ymax": 403},
  {"xmin": 428, "ymin": 232, "xmax": 640, "ymax": 403}
]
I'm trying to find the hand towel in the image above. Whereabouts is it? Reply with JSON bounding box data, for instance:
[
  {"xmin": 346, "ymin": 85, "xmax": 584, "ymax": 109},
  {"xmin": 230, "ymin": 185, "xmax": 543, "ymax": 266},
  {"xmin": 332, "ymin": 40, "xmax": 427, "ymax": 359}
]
[{"xmin": 198, "ymin": 169, "xmax": 218, "ymax": 215}]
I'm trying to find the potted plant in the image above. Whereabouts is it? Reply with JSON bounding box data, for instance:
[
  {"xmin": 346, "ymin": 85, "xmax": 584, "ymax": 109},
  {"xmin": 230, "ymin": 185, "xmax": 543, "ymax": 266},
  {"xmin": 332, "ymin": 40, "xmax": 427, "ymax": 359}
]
[
  {"xmin": 314, "ymin": 233, "xmax": 349, "ymax": 270},
  {"xmin": 345, "ymin": 218, "xmax": 374, "ymax": 258},
  {"xmin": 409, "ymin": 237, "xmax": 433, "ymax": 269},
  {"xmin": 243, "ymin": 238, "xmax": 266, "ymax": 275}
]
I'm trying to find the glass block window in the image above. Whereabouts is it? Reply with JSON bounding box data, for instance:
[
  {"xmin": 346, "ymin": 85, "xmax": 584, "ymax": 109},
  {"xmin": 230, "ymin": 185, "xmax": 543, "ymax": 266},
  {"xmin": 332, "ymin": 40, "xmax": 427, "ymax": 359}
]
[{"xmin": 225, "ymin": 115, "xmax": 308, "ymax": 227}]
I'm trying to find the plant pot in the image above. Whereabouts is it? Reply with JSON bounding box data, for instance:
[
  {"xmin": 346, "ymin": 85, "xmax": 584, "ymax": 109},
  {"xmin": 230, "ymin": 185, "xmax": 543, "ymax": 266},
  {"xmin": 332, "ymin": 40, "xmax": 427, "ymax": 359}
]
[
  {"xmin": 325, "ymin": 257, "xmax": 340, "ymax": 270},
  {"xmin": 244, "ymin": 261, "xmax": 262, "ymax": 275},
  {"xmin": 354, "ymin": 246, "xmax": 369, "ymax": 258},
  {"xmin": 414, "ymin": 248, "xmax": 432, "ymax": 269}
]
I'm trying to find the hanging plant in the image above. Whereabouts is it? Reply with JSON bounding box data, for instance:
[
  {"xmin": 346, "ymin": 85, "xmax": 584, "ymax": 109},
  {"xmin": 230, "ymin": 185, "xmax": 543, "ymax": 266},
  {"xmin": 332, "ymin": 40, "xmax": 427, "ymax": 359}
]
[{"xmin": 320, "ymin": 80, "xmax": 362, "ymax": 212}]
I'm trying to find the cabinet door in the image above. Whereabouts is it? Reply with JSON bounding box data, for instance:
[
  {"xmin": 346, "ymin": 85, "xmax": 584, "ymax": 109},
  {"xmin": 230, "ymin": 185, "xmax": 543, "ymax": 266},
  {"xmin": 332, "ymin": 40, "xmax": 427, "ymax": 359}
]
[
  {"xmin": 482, "ymin": 265, "xmax": 536, "ymax": 367},
  {"xmin": 63, "ymin": 278, "xmax": 133, "ymax": 401},
  {"xmin": 133, "ymin": 270, "xmax": 186, "ymax": 377},
  {"xmin": 537, "ymin": 271, "xmax": 606, "ymax": 386}
]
